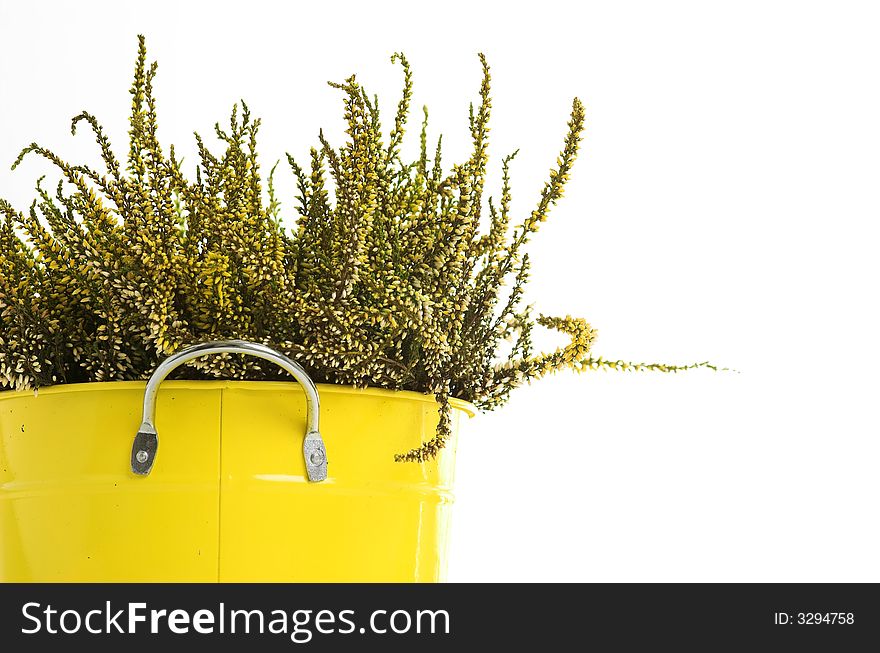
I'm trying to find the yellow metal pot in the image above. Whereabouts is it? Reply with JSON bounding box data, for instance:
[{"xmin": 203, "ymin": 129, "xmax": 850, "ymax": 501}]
[{"xmin": 0, "ymin": 341, "xmax": 472, "ymax": 582}]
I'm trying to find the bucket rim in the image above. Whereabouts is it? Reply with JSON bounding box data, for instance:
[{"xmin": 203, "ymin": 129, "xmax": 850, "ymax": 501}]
[{"xmin": 0, "ymin": 380, "xmax": 476, "ymax": 416}]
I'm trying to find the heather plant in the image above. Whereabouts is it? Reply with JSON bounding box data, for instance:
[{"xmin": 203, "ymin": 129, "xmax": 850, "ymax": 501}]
[{"xmin": 0, "ymin": 37, "xmax": 712, "ymax": 461}]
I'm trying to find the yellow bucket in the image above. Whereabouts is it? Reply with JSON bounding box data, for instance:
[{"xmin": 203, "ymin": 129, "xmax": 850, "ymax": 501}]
[{"xmin": 0, "ymin": 341, "xmax": 472, "ymax": 582}]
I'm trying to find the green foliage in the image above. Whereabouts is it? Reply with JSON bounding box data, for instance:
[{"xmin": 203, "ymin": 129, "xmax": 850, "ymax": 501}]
[{"xmin": 0, "ymin": 37, "xmax": 713, "ymax": 461}]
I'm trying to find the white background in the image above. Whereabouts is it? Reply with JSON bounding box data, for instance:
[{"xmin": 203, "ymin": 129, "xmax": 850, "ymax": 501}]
[{"xmin": 1, "ymin": 1, "xmax": 878, "ymax": 581}]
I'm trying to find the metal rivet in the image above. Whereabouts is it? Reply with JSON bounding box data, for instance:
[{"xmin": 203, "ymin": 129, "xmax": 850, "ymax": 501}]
[
  {"xmin": 136, "ymin": 450, "xmax": 149, "ymax": 464},
  {"xmin": 309, "ymin": 449, "xmax": 325, "ymax": 466}
]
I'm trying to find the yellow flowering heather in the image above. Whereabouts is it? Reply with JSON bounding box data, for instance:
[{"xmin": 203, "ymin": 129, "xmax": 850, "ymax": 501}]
[{"xmin": 0, "ymin": 37, "xmax": 712, "ymax": 461}]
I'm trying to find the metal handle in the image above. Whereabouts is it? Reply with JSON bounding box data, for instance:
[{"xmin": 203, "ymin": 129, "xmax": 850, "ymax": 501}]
[{"xmin": 130, "ymin": 340, "xmax": 327, "ymax": 482}]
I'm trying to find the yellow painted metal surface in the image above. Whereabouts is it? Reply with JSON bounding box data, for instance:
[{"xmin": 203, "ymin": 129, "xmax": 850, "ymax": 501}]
[{"xmin": 0, "ymin": 381, "xmax": 470, "ymax": 582}]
